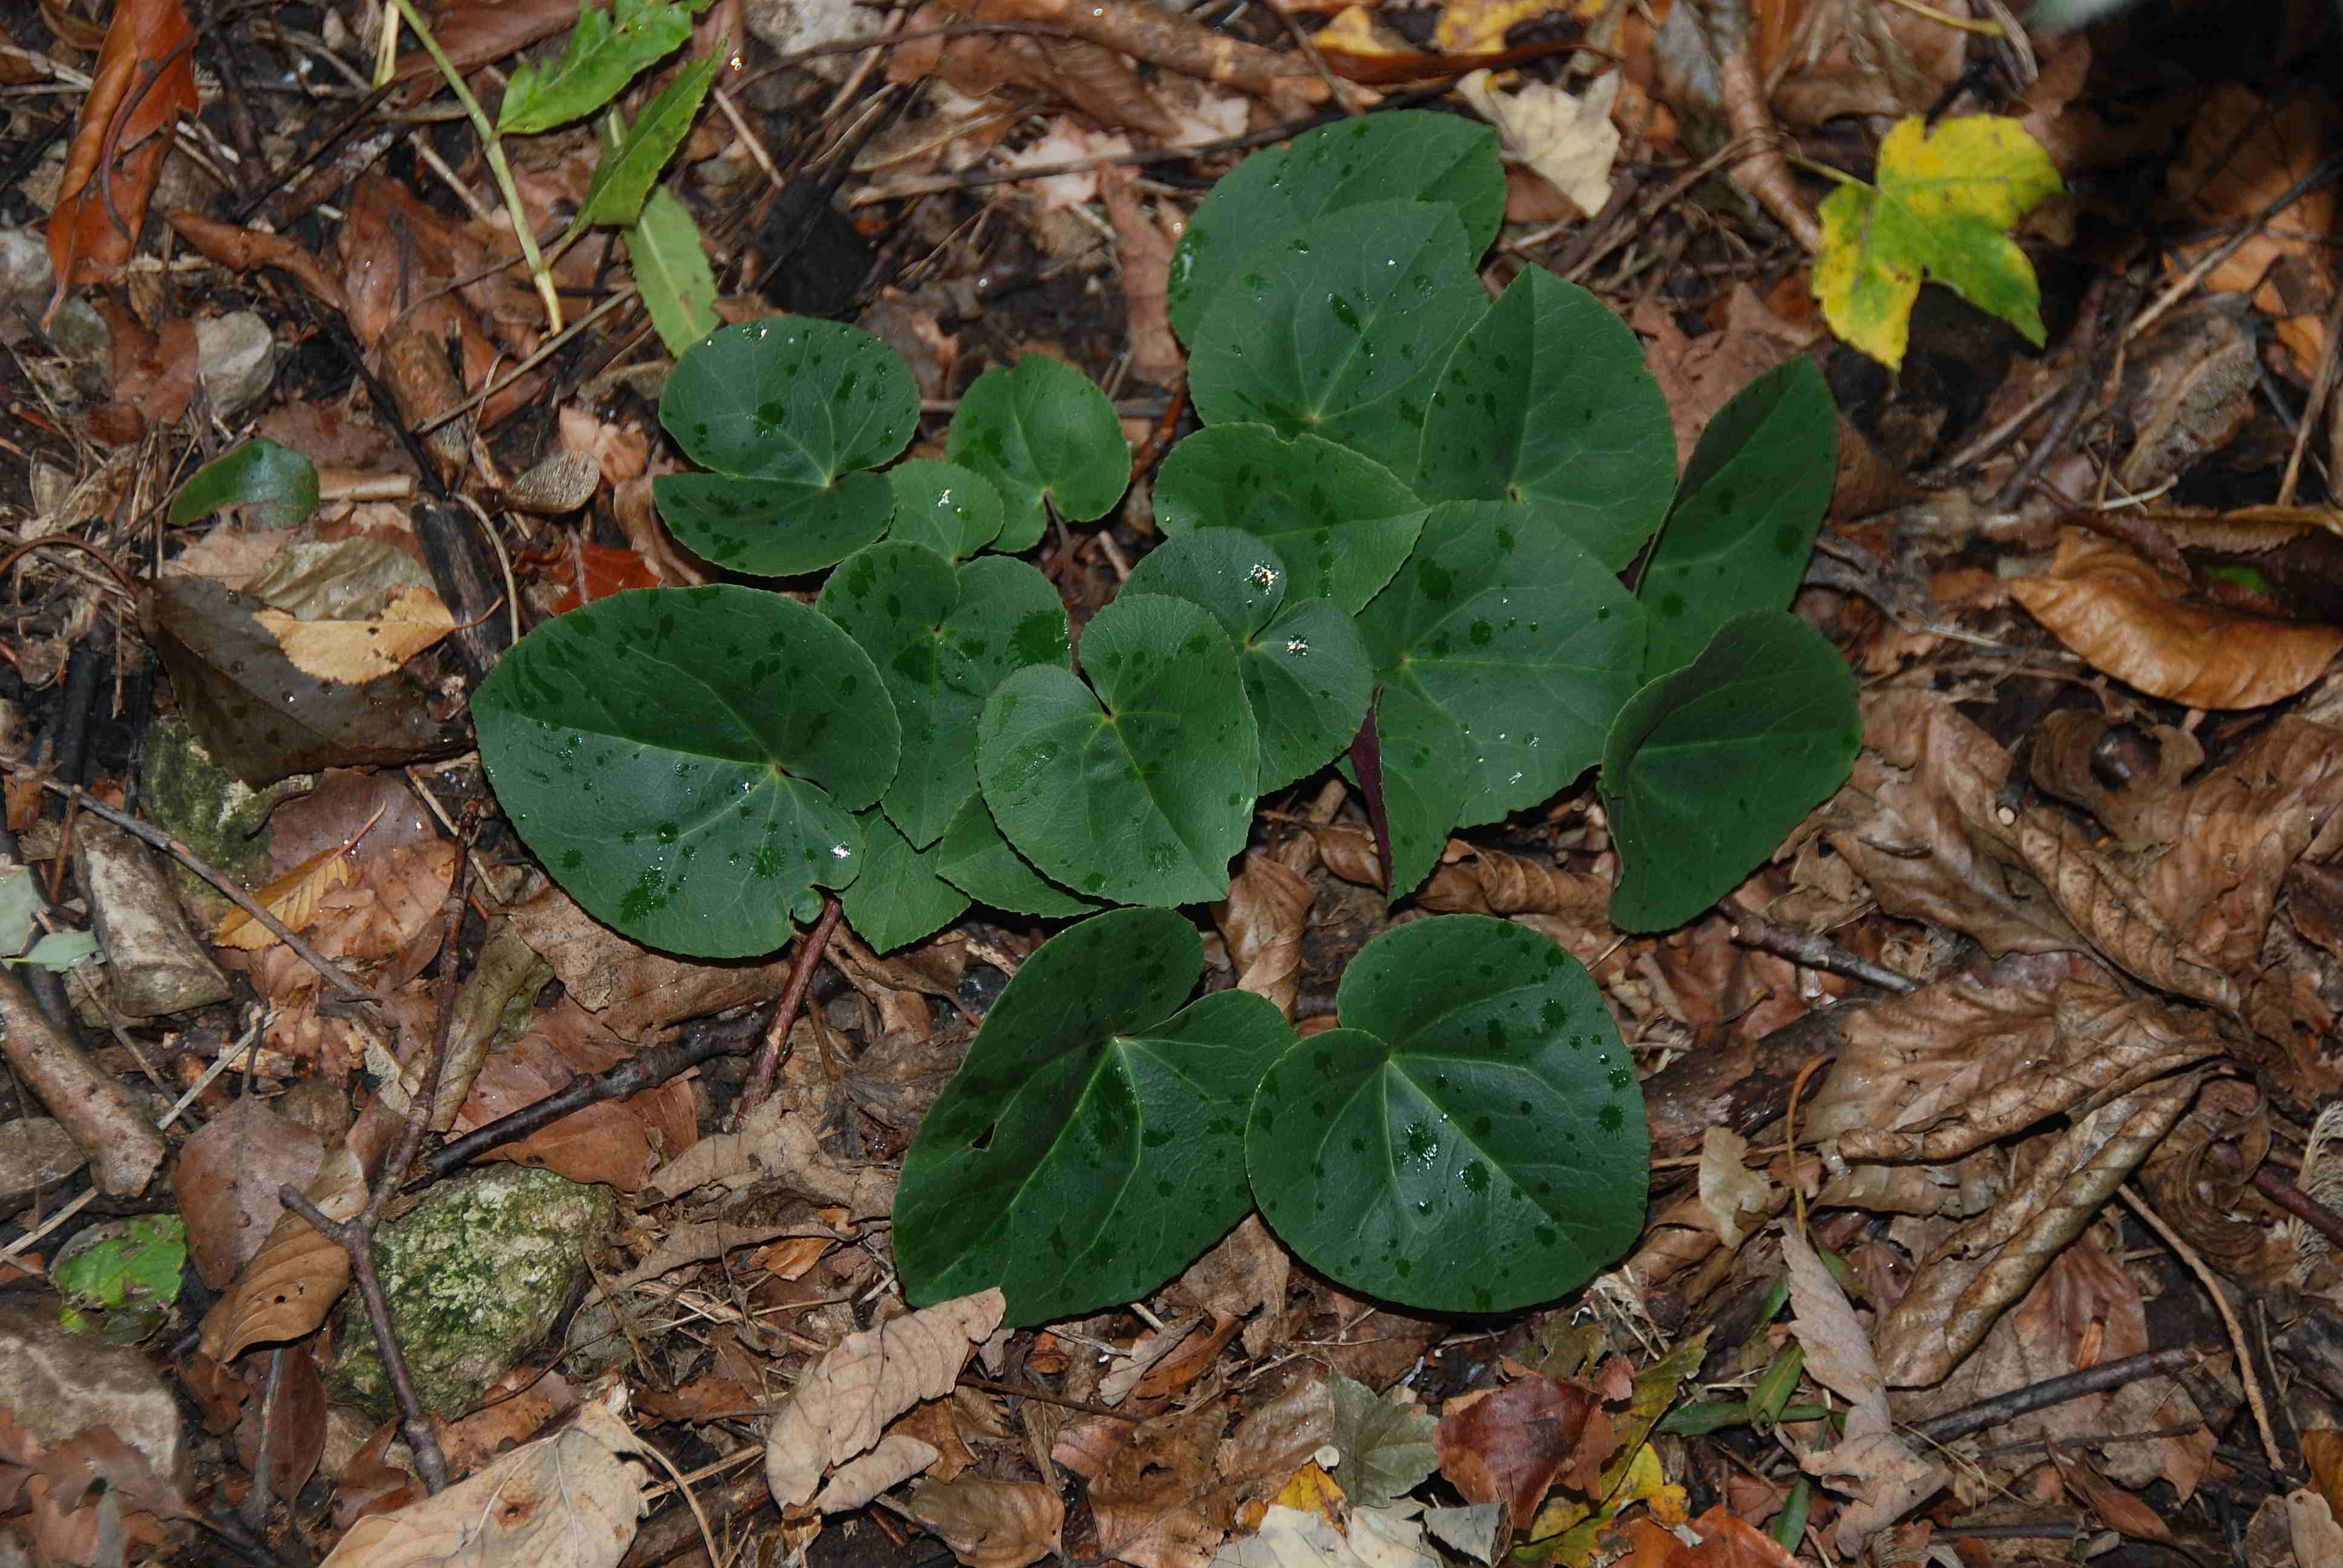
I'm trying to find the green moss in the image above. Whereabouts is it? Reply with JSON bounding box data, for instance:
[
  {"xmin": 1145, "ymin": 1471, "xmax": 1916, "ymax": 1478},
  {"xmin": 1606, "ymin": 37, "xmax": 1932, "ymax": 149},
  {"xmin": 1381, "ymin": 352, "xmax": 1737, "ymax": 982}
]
[
  {"xmin": 137, "ymin": 715, "xmax": 303, "ymax": 915},
  {"xmin": 330, "ymin": 1167, "xmax": 613, "ymax": 1419}
]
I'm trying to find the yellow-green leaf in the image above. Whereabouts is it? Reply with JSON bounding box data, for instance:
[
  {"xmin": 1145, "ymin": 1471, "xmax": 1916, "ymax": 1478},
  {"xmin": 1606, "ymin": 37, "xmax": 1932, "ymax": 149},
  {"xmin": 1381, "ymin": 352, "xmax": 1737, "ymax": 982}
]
[{"xmin": 1814, "ymin": 115, "xmax": 2063, "ymax": 371}]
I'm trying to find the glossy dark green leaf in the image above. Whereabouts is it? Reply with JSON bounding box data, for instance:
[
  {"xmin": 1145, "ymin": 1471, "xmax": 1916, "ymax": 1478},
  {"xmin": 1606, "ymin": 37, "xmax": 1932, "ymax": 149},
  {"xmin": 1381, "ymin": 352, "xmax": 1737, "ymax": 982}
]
[
  {"xmin": 582, "ymin": 56, "xmax": 721, "ymax": 226},
  {"xmin": 1168, "ymin": 110, "xmax": 1504, "ymax": 343},
  {"xmin": 898, "ymin": 909, "xmax": 1294, "ymax": 1324},
  {"xmin": 168, "ymin": 437, "xmax": 319, "ymax": 530},
  {"xmin": 886, "ymin": 459, "xmax": 1006, "ymax": 560},
  {"xmin": 979, "ymin": 593, "xmax": 1256, "ymax": 906},
  {"xmin": 474, "ymin": 586, "xmax": 898, "ymax": 958},
  {"xmin": 818, "ymin": 543, "xmax": 1067, "ymax": 849},
  {"xmin": 1357, "ymin": 501, "xmax": 1645, "ymax": 827},
  {"xmin": 933, "ymin": 794, "xmax": 1108, "ymax": 918},
  {"xmin": 1602, "ymin": 609, "xmax": 1861, "ymax": 932},
  {"xmin": 654, "ymin": 471, "xmax": 893, "ymax": 578},
  {"xmin": 1416, "ymin": 266, "xmax": 1676, "ymax": 570},
  {"xmin": 946, "ymin": 356, "xmax": 1129, "ymax": 553},
  {"xmin": 1188, "ymin": 201, "xmax": 1487, "ymax": 484},
  {"xmin": 1636, "ymin": 359, "xmax": 1840, "ymax": 678},
  {"xmin": 660, "ymin": 316, "xmax": 917, "ymax": 481},
  {"xmin": 1121, "ymin": 529, "xmax": 1372, "ymax": 792},
  {"xmin": 1247, "ymin": 915, "xmax": 1647, "ymax": 1313},
  {"xmin": 1153, "ymin": 424, "xmax": 1423, "ymax": 613},
  {"xmin": 841, "ymin": 807, "xmax": 969, "ymax": 953}
]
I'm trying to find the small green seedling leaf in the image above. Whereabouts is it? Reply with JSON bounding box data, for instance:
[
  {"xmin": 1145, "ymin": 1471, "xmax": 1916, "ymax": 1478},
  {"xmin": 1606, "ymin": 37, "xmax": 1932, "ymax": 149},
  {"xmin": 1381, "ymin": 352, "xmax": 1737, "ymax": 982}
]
[
  {"xmin": 1169, "ymin": 109, "xmax": 1504, "ymax": 343},
  {"xmin": 1247, "ymin": 915, "xmax": 1647, "ymax": 1314},
  {"xmin": 841, "ymin": 808, "xmax": 970, "ymax": 952},
  {"xmin": 475, "ymin": 586, "xmax": 899, "ymax": 958},
  {"xmin": 1602, "ymin": 609, "xmax": 1862, "ymax": 933},
  {"xmin": 933, "ymin": 794, "xmax": 1108, "ymax": 917},
  {"xmin": 1814, "ymin": 114, "xmax": 2062, "ymax": 371},
  {"xmin": 946, "ymin": 355, "xmax": 1129, "ymax": 554},
  {"xmin": 1358, "ymin": 501, "xmax": 1646, "ymax": 829},
  {"xmin": 819, "ymin": 543, "xmax": 1068, "ymax": 849},
  {"xmin": 1154, "ymin": 424, "xmax": 1424, "ymax": 613},
  {"xmin": 655, "ymin": 318, "xmax": 917, "ymax": 573},
  {"xmin": 1121, "ymin": 529, "xmax": 1371, "ymax": 793},
  {"xmin": 168, "ymin": 437, "xmax": 319, "ymax": 530},
  {"xmin": 1637, "ymin": 359, "xmax": 1838, "ymax": 679},
  {"xmin": 886, "ymin": 459, "xmax": 1006, "ymax": 560},
  {"xmin": 1188, "ymin": 200, "xmax": 1488, "ymax": 484},
  {"xmin": 978, "ymin": 593, "xmax": 1256, "ymax": 906},
  {"xmin": 1416, "ymin": 266, "xmax": 1677, "ymax": 571},
  {"xmin": 54, "ymin": 1215, "xmax": 186, "ymax": 1341},
  {"xmin": 582, "ymin": 54, "xmax": 721, "ymax": 226},
  {"xmin": 497, "ymin": 0, "xmax": 698, "ymax": 136},
  {"xmin": 629, "ymin": 181, "xmax": 721, "ymax": 358},
  {"xmin": 897, "ymin": 908, "xmax": 1295, "ymax": 1324}
]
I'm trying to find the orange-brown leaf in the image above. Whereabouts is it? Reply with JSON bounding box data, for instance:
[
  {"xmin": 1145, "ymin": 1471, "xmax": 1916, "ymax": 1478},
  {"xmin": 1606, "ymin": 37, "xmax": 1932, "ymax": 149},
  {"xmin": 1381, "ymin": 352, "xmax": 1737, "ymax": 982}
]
[
  {"xmin": 45, "ymin": 0, "xmax": 199, "ymax": 309},
  {"xmin": 2011, "ymin": 526, "xmax": 2343, "ymax": 709},
  {"xmin": 197, "ymin": 1142, "xmax": 367, "ymax": 1362}
]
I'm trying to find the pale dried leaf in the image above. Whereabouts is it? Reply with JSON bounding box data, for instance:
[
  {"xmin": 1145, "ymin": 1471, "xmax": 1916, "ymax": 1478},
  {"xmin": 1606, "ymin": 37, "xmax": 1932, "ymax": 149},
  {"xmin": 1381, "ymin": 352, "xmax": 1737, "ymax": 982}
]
[
  {"xmin": 646, "ymin": 1093, "xmax": 896, "ymax": 1215},
  {"xmin": 1458, "ymin": 70, "xmax": 1618, "ymax": 218},
  {"xmin": 319, "ymin": 1398, "xmax": 645, "ymax": 1567},
  {"xmin": 255, "ymin": 584, "xmax": 457, "ymax": 685},
  {"xmin": 174, "ymin": 1096, "xmax": 325, "ymax": 1289},
  {"xmin": 812, "ymin": 1435, "xmax": 940, "ymax": 1512},
  {"xmin": 198, "ymin": 1141, "xmax": 367, "ymax": 1361},
  {"xmin": 900, "ymin": 1474, "xmax": 1065, "ymax": 1568},
  {"xmin": 1694, "ymin": 1127, "xmax": 1771, "ymax": 1249},
  {"xmin": 765, "ymin": 1289, "xmax": 1006, "ymax": 1507},
  {"xmin": 1216, "ymin": 852, "xmax": 1311, "ymax": 1018},
  {"xmin": 2011, "ymin": 528, "xmax": 2343, "ymax": 709},
  {"xmin": 212, "ymin": 843, "xmax": 358, "ymax": 950},
  {"xmin": 607, "ymin": 1219, "xmax": 840, "ymax": 1292}
]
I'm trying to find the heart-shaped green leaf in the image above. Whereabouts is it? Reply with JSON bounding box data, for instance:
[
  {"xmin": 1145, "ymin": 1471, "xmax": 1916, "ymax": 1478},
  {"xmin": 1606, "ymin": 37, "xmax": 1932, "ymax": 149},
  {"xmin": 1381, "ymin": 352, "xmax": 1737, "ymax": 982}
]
[
  {"xmin": 898, "ymin": 908, "xmax": 1295, "ymax": 1324},
  {"xmin": 1121, "ymin": 529, "xmax": 1371, "ymax": 792},
  {"xmin": 1153, "ymin": 425, "xmax": 1423, "ymax": 613},
  {"xmin": 841, "ymin": 807, "xmax": 970, "ymax": 953},
  {"xmin": 1602, "ymin": 609, "xmax": 1861, "ymax": 932},
  {"xmin": 886, "ymin": 459, "xmax": 1006, "ymax": 560},
  {"xmin": 1357, "ymin": 501, "xmax": 1646, "ymax": 828},
  {"xmin": 946, "ymin": 355, "xmax": 1130, "ymax": 553},
  {"xmin": 980, "ymin": 593, "xmax": 1256, "ymax": 906},
  {"xmin": 1636, "ymin": 359, "xmax": 1840, "ymax": 679},
  {"xmin": 474, "ymin": 586, "xmax": 897, "ymax": 958},
  {"xmin": 934, "ymin": 794, "xmax": 1108, "ymax": 917},
  {"xmin": 1188, "ymin": 200, "xmax": 1488, "ymax": 484},
  {"xmin": 818, "ymin": 543, "xmax": 1067, "ymax": 849},
  {"xmin": 655, "ymin": 318, "xmax": 918, "ymax": 575},
  {"xmin": 1169, "ymin": 110, "xmax": 1504, "ymax": 343},
  {"xmin": 1416, "ymin": 266, "xmax": 1676, "ymax": 571},
  {"xmin": 1247, "ymin": 915, "xmax": 1646, "ymax": 1314}
]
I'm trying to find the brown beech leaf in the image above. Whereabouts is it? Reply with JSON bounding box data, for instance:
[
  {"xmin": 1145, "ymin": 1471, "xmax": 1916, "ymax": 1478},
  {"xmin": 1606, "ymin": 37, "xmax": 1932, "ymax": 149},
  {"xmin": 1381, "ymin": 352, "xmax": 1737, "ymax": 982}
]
[
  {"xmin": 169, "ymin": 211, "xmax": 348, "ymax": 312},
  {"xmin": 45, "ymin": 0, "xmax": 199, "ymax": 312},
  {"xmin": 234, "ymin": 1345, "xmax": 329, "ymax": 1506},
  {"xmin": 2011, "ymin": 526, "xmax": 2343, "ymax": 708},
  {"xmin": 764, "ymin": 1289, "xmax": 1006, "ymax": 1508},
  {"xmin": 1434, "ymin": 1376, "xmax": 1596, "ymax": 1535},
  {"xmin": 447, "ymin": 997, "xmax": 697, "ymax": 1192},
  {"xmin": 198, "ymin": 1142, "xmax": 366, "ymax": 1362},
  {"xmin": 318, "ymin": 1397, "xmax": 645, "ymax": 1567},
  {"xmin": 811, "ymin": 1435, "xmax": 940, "ymax": 1513},
  {"xmin": 174, "ymin": 1095, "xmax": 326, "ymax": 1289},
  {"xmin": 1214, "ymin": 851, "xmax": 1311, "ymax": 1019},
  {"xmin": 254, "ymin": 584, "xmax": 457, "ymax": 685},
  {"xmin": 899, "ymin": 1475, "xmax": 1065, "ymax": 1568}
]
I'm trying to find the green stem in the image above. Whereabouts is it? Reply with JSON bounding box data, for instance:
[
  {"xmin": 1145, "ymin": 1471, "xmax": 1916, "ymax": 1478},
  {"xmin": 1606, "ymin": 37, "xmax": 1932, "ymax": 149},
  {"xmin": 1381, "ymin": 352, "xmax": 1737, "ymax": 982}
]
[
  {"xmin": 1784, "ymin": 152, "xmax": 1862, "ymax": 189},
  {"xmin": 385, "ymin": 0, "xmax": 565, "ymax": 333}
]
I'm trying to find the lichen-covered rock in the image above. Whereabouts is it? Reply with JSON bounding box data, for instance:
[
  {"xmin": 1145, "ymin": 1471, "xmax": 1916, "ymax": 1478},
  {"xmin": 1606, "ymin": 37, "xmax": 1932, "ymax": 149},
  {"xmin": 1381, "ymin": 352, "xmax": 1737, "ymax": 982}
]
[{"xmin": 331, "ymin": 1167, "xmax": 612, "ymax": 1419}]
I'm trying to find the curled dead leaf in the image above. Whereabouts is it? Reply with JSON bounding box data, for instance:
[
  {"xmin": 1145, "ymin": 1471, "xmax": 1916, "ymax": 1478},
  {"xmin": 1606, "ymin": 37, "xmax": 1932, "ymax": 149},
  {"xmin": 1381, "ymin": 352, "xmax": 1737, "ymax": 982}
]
[
  {"xmin": 2011, "ymin": 527, "xmax": 2343, "ymax": 708},
  {"xmin": 899, "ymin": 1474, "xmax": 1066, "ymax": 1568},
  {"xmin": 45, "ymin": 0, "xmax": 199, "ymax": 310},
  {"xmin": 765, "ymin": 1289, "xmax": 1006, "ymax": 1508},
  {"xmin": 1214, "ymin": 852, "xmax": 1311, "ymax": 1018},
  {"xmin": 197, "ymin": 1142, "xmax": 367, "ymax": 1362}
]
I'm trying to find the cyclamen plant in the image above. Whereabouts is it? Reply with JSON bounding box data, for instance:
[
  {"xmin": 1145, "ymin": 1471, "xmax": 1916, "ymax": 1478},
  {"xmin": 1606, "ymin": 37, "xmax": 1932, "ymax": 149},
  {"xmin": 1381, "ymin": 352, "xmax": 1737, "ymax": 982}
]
[{"xmin": 470, "ymin": 110, "xmax": 1859, "ymax": 1324}]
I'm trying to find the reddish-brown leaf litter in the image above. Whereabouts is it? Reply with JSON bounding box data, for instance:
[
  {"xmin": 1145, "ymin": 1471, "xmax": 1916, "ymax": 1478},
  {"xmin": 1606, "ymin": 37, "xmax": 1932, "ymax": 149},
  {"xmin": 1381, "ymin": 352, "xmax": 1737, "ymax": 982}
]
[{"xmin": 11, "ymin": 0, "xmax": 2343, "ymax": 1561}]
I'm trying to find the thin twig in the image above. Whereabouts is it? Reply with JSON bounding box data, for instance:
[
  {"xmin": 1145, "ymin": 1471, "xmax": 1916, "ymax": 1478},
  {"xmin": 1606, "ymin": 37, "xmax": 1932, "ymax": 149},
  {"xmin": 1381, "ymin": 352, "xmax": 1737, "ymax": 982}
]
[
  {"xmin": 0, "ymin": 759, "xmax": 384, "ymax": 1009},
  {"xmin": 2209, "ymin": 1140, "xmax": 2343, "ymax": 1253},
  {"xmin": 735, "ymin": 893, "xmax": 845, "ymax": 1129},
  {"xmin": 1729, "ymin": 913, "xmax": 1919, "ymax": 995},
  {"xmin": 1906, "ymin": 1344, "xmax": 2204, "ymax": 1445},
  {"xmin": 2119, "ymin": 1182, "xmax": 2285, "ymax": 1474},
  {"xmin": 958, "ymin": 1373, "xmax": 1142, "ymax": 1421}
]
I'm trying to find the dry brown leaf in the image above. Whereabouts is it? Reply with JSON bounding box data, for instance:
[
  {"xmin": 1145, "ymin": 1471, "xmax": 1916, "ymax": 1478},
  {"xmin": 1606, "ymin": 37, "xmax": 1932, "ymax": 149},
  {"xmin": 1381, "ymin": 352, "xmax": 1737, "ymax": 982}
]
[
  {"xmin": 2012, "ymin": 526, "xmax": 2343, "ymax": 709},
  {"xmin": 198, "ymin": 1141, "xmax": 367, "ymax": 1362},
  {"xmin": 448, "ymin": 997, "xmax": 698, "ymax": 1192},
  {"xmin": 174, "ymin": 1096, "xmax": 326, "ymax": 1289},
  {"xmin": 212, "ymin": 841, "xmax": 359, "ymax": 951},
  {"xmin": 318, "ymin": 1397, "xmax": 645, "ymax": 1567},
  {"xmin": 811, "ymin": 1435, "xmax": 940, "ymax": 1512},
  {"xmin": 2168, "ymin": 84, "xmax": 2336, "ymax": 379},
  {"xmin": 764, "ymin": 1289, "xmax": 1006, "ymax": 1508},
  {"xmin": 606, "ymin": 1218, "xmax": 840, "ymax": 1292},
  {"xmin": 1098, "ymin": 163, "xmax": 1182, "ymax": 386},
  {"xmin": 645, "ymin": 1091, "xmax": 896, "ymax": 1215},
  {"xmin": 254, "ymin": 584, "xmax": 457, "ymax": 685},
  {"xmin": 508, "ymin": 882, "xmax": 800, "ymax": 1038},
  {"xmin": 1435, "ymin": 1376, "xmax": 1599, "ymax": 1535},
  {"xmin": 899, "ymin": 1474, "xmax": 1066, "ymax": 1568},
  {"xmin": 44, "ymin": 0, "xmax": 199, "ymax": 311},
  {"xmin": 1086, "ymin": 1396, "xmax": 1230, "ymax": 1568},
  {"xmin": 169, "ymin": 211, "xmax": 349, "ymax": 312},
  {"xmin": 1215, "ymin": 851, "xmax": 1311, "ymax": 1018}
]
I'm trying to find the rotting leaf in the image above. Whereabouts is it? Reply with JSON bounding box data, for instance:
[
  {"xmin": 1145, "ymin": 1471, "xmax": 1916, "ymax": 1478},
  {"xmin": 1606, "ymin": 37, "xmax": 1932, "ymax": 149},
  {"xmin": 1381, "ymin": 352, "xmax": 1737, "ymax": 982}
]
[
  {"xmin": 45, "ymin": 0, "xmax": 200, "ymax": 312},
  {"xmin": 899, "ymin": 1475, "xmax": 1066, "ymax": 1568},
  {"xmin": 148, "ymin": 577, "xmax": 467, "ymax": 788},
  {"xmin": 1329, "ymin": 1376, "xmax": 1439, "ymax": 1508},
  {"xmin": 2011, "ymin": 526, "xmax": 2343, "ymax": 709},
  {"xmin": 765, "ymin": 1288, "xmax": 1004, "ymax": 1508},
  {"xmin": 254, "ymin": 583, "xmax": 457, "ymax": 685},
  {"xmin": 1435, "ymin": 1376, "xmax": 1601, "ymax": 1537},
  {"xmin": 197, "ymin": 1142, "xmax": 366, "ymax": 1363}
]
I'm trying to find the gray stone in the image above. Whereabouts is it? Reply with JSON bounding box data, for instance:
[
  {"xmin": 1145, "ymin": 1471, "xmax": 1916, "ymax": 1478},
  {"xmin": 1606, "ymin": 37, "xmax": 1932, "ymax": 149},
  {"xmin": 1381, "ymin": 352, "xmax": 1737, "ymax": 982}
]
[
  {"xmin": 0, "ymin": 1295, "xmax": 185, "ymax": 1489},
  {"xmin": 194, "ymin": 312, "xmax": 275, "ymax": 416},
  {"xmin": 331, "ymin": 1166, "xmax": 614, "ymax": 1419},
  {"xmin": 70, "ymin": 816, "xmax": 229, "ymax": 1018}
]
